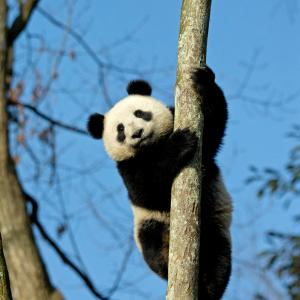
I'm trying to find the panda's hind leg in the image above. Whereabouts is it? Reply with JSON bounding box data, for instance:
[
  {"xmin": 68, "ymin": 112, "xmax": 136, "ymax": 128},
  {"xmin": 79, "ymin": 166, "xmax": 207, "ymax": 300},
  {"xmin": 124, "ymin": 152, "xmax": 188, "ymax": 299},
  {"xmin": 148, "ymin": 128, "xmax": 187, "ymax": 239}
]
[
  {"xmin": 199, "ymin": 165, "xmax": 232, "ymax": 299},
  {"xmin": 138, "ymin": 219, "xmax": 169, "ymax": 279},
  {"xmin": 199, "ymin": 227, "xmax": 231, "ymax": 300}
]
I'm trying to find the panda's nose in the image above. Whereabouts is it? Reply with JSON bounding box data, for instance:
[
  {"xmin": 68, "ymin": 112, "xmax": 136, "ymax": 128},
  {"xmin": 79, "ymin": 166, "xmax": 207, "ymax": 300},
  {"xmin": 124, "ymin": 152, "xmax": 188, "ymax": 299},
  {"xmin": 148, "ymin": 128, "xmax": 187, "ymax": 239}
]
[{"xmin": 132, "ymin": 128, "xmax": 143, "ymax": 139}]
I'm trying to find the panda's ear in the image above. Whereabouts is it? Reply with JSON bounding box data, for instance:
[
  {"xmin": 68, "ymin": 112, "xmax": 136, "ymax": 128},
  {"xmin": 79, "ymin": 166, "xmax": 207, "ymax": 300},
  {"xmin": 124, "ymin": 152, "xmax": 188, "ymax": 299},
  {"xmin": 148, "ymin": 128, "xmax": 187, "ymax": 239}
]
[
  {"xmin": 87, "ymin": 113, "xmax": 104, "ymax": 139},
  {"xmin": 127, "ymin": 80, "xmax": 152, "ymax": 96}
]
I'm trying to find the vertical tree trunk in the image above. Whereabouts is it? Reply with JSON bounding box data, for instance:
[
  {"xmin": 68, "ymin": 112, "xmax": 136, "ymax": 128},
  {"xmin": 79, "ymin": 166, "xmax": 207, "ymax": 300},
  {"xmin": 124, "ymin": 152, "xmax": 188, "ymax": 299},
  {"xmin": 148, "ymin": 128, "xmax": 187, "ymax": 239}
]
[
  {"xmin": 0, "ymin": 233, "xmax": 12, "ymax": 300},
  {"xmin": 167, "ymin": 0, "xmax": 211, "ymax": 299},
  {"xmin": 0, "ymin": 1, "xmax": 62, "ymax": 299}
]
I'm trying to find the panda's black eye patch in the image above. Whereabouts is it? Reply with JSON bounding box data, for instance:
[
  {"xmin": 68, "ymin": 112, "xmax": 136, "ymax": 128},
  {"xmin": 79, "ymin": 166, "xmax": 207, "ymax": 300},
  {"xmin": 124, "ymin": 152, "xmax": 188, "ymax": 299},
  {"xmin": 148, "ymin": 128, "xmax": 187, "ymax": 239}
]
[
  {"xmin": 117, "ymin": 123, "xmax": 126, "ymax": 142},
  {"xmin": 117, "ymin": 123, "xmax": 125, "ymax": 132},
  {"xmin": 134, "ymin": 110, "xmax": 152, "ymax": 121}
]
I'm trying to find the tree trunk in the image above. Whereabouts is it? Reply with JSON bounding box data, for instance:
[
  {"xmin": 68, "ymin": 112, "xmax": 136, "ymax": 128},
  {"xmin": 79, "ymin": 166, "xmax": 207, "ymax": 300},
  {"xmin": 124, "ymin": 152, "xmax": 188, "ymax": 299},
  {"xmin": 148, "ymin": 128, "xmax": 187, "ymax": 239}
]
[
  {"xmin": 0, "ymin": 233, "xmax": 12, "ymax": 300},
  {"xmin": 0, "ymin": 1, "xmax": 62, "ymax": 299},
  {"xmin": 167, "ymin": 0, "xmax": 211, "ymax": 299}
]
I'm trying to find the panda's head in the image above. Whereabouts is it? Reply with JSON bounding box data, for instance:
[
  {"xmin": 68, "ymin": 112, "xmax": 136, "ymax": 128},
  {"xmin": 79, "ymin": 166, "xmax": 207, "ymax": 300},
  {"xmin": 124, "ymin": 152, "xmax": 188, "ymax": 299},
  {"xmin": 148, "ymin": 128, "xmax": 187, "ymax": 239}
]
[{"xmin": 87, "ymin": 80, "xmax": 174, "ymax": 162}]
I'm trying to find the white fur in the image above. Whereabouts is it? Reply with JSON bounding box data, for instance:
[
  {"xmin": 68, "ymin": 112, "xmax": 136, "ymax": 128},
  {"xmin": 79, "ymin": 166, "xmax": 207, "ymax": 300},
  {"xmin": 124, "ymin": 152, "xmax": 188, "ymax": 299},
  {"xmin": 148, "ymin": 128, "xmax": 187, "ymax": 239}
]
[
  {"xmin": 103, "ymin": 95, "xmax": 173, "ymax": 161},
  {"xmin": 131, "ymin": 205, "xmax": 170, "ymax": 252}
]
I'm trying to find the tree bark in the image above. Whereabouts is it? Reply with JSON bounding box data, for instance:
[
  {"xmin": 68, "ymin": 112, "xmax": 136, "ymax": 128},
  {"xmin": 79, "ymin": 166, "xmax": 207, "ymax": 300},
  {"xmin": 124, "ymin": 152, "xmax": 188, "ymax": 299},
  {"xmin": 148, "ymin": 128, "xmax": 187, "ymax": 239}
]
[
  {"xmin": 0, "ymin": 233, "xmax": 12, "ymax": 300},
  {"xmin": 0, "ymin": 1, "xmax": 62, "ymax": 299},
  {"xmin": 167, "ymin": 0, "xmax": 211, "ymax": 299}
]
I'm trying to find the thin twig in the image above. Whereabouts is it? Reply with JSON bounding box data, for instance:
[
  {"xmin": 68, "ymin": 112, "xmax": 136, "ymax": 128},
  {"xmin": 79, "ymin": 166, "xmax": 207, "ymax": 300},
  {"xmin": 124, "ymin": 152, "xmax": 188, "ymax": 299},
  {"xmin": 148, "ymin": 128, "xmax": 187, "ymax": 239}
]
[
  {"xmin": 107, "ymin": 238, "xmax": 134, "ymax": 298},
  {"xmin": 8, "ymin": 101, "xmax": 88, "ymax": 135},
  {"xmin": 37, "ymin": 7, "xmax": 140, "ymax": 75}
]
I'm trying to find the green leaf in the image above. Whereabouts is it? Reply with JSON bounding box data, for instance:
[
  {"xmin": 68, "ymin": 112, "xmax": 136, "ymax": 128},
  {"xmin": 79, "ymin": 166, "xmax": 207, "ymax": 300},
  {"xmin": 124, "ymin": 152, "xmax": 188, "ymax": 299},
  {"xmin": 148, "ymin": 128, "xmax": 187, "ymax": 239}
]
[
  {"xmin": 257, "ymin": 187, "xmax": 265, "ymax": 198},
  {"xmin": 267, "ymin": 179, "xmax": 279, "ymax": 193}
]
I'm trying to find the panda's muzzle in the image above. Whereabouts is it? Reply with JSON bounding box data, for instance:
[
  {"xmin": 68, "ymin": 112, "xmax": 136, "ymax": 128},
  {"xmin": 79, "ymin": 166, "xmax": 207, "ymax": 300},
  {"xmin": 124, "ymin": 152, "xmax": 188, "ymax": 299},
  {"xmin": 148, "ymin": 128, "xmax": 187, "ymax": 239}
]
[
  {"xmin": 132, "ymin": 128, "xmax": 144, "ymax": 139},
  {"xmin": 132, "ymin": 132, "xmax": 153, "ymax": 148}
]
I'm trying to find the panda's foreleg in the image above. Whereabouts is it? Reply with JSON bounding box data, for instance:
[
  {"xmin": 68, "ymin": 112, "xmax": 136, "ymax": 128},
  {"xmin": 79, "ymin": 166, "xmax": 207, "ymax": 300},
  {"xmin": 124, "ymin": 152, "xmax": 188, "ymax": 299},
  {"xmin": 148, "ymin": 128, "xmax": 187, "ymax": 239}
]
[
  {"xmin": 156, "ymin": 128, "xmax": 198, "ymax": 178},
  {"xmin": 192, "ymin": 66, "xmax": 228, "ymax": 163}
]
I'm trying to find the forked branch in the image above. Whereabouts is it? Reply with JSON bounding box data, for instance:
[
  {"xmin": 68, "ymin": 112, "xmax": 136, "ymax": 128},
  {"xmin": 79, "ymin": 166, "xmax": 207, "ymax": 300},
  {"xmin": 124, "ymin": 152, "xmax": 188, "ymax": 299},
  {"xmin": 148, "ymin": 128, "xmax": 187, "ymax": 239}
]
[{"xmin": 8, "ymin": 0, "xmax": 40, "ymax": 44}]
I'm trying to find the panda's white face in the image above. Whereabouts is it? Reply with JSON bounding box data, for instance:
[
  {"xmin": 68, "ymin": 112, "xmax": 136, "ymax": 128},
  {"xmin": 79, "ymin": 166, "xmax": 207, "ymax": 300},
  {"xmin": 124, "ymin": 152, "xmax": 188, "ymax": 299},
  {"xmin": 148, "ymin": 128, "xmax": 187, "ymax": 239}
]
[{"xmin": 103, "ymin": 95, "xmax": 173, "ymax": 161}]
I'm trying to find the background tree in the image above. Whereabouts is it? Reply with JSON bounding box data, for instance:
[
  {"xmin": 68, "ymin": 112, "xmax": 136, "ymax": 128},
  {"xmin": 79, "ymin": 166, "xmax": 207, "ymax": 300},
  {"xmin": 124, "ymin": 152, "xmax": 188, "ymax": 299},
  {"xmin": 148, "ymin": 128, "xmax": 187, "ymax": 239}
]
[
  {"xmin": 0, "ymin": 233, "xmax": 12, "ymax": 300},
  {"xmin": 0, "ymin": 1, "xmax": 63, "ymax": 299}
]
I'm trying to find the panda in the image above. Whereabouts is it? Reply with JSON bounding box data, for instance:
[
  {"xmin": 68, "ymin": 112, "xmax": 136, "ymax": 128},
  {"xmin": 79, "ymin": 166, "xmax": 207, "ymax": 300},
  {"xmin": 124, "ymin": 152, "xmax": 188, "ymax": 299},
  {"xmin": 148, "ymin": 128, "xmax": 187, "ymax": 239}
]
[{"xmin": 87, "ymin": 66, "xmax": 232, "ymax": 300}]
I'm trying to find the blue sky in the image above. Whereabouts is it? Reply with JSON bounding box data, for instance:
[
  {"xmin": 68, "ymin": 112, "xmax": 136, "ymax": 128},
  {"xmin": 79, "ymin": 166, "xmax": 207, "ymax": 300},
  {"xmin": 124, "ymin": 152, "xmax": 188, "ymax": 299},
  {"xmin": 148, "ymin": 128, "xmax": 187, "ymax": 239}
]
[{"xmin": 11, "ymin": 0, "xmax": 300, "ymax": 299}]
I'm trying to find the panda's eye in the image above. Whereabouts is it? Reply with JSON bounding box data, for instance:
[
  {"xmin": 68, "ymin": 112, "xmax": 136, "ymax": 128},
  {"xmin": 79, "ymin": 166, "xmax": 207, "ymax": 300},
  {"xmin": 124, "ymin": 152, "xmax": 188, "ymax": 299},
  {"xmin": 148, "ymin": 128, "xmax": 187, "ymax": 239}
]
[
  {"xmin": 117, "ymin": 123, "xmax": 124, "ymax": 132},
  {"xmin": 134, "ymin": 110, "xmax": 152, "ymax": 121},
  {"xmin": 134, "ymin": 110, "xmax": 143, "ymax": 118}
]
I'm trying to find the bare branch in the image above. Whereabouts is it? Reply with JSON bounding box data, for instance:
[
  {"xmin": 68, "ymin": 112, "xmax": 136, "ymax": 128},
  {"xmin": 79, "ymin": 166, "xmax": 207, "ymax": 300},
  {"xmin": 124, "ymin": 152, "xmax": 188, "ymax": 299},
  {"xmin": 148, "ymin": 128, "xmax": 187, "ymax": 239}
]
[
  {"xmin": 107, "ymin": 238, "xmax": 134, "ymax": 298},
  {"xmin": 24, "ymin": 192, "xmax": 109, "ymax": 300},
  {"xmin": 8, "ymin": 101, "xmax": 88, "ymax": 135},
  {"xmin": 8, "ymin": 0, "xmax": 40, "ymax": 44},
  {"xmin": 234, "ymin": 49, "xmax": 261, "ymax": 98}
]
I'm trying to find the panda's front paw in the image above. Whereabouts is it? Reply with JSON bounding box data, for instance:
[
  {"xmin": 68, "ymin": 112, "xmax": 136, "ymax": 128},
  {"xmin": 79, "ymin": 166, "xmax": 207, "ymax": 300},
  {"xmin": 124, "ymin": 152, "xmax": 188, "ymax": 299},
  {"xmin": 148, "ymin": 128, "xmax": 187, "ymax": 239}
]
[
  {"xmin": 192, "ymin": 66, "xmax": 215, "ymax": 90},
  {"xmin": 169, "ymin": 128, "xmax": 198, "ymax": 159}
]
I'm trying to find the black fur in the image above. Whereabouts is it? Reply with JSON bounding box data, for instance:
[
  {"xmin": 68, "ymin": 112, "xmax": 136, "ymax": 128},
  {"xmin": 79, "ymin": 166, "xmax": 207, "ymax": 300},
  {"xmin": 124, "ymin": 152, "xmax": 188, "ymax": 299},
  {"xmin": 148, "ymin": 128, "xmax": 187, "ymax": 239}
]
[
  {"xmin": 192, "ymin": 67, "xmax": 228, "ymax": 163},
  {"xmin": 134, "ymin": 109, "xmax": 152, "ymax": 121},
  {"xmin": 117, "ymin": 123, "xmax": 126, "ymax": 142},
  {"xmin": 87, "ymin": 113, "xmax": 104, "ymax": 139},
  {"xmin": 138, "ymin": 219, "xmax": 169, "ymax": 278},
  {"xmin": 131, "ymin": 128, "xmax": 143, "ymax": 139},
  {"xmin": 168, "ymin": 106, "xmax": 175, "ymax": 116},
  {"xmin": 127, "ymin": 80, "xmax": 152, "ymax": 96},
  {"xmin": 199, "ymin": 162, "xmax": 231, "ymax": 300},
  {"xmin": 117, "ymin": 129, "xmax": 197, "ymax": 211}
]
